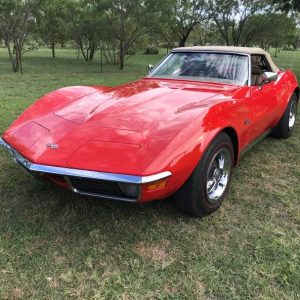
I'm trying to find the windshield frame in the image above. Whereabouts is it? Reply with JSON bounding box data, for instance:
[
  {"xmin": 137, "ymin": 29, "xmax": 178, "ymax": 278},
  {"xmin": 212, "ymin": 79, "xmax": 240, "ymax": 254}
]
[{"xmin": 147, "ymin": 51, "xmax": 252, "ymax": 87}]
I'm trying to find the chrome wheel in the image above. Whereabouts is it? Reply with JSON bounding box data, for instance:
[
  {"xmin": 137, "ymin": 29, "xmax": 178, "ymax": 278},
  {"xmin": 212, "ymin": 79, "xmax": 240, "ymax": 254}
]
[
  {"xmin": 206, "ymin": 147, "xmax": 232, "ymax": 204},
  {"xmin": 289, "ymin": 100, "xmax": 297, "ymax": 131}
]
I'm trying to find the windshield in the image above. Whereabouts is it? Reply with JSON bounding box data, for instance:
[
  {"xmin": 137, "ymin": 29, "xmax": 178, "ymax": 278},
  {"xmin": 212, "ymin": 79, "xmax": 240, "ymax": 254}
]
[{"xmin": 148, "ymin": 52, "xmax": 249, "ymax": 86}]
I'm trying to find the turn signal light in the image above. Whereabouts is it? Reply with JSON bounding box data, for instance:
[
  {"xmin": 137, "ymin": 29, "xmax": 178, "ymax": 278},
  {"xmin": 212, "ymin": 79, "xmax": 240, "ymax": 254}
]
[{"xmin": 147, "ymin": 179, "xmax": 167, "ymax": 191}]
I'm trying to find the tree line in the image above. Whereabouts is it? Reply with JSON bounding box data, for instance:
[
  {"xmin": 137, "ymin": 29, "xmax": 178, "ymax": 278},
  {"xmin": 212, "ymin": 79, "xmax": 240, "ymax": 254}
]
[{"xmin": 0, "ymin": 0, "xmax": 299, "ymax": 73}]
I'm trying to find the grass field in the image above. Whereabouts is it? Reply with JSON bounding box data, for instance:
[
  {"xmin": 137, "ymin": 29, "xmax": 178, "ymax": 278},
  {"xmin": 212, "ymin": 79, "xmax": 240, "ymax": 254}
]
[{"xmin": 0, "ymin": 48, "xmax": 299, "ymax": 300}]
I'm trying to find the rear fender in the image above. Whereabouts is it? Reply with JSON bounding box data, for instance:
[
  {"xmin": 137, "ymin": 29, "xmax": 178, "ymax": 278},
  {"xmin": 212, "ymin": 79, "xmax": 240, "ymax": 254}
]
[{"xmin": 275, "ymin": 70, "xmax": 299, "ymax": 121}]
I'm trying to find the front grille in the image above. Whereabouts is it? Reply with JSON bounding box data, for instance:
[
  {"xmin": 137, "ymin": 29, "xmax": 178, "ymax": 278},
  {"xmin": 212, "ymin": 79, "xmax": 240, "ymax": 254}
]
[{"xmin": 68, "ymin": 176, "xmax": 136, "ymax": 200}]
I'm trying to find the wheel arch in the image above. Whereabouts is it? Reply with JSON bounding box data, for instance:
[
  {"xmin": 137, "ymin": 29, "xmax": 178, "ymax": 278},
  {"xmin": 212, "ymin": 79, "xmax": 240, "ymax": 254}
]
[
  {"xmin": 294, "ymin": 86, "xmax": 299, "ymax": 103},
  {"xmin": 219, "ymin": 127, "xmax": 239, "ymax": 166}
]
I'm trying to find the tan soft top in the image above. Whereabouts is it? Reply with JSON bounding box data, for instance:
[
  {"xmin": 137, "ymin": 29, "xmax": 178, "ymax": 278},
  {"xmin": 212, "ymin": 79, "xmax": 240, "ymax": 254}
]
[{"xmin": 172, "ymin": 46, "xmax": 279, "ymax": 72}]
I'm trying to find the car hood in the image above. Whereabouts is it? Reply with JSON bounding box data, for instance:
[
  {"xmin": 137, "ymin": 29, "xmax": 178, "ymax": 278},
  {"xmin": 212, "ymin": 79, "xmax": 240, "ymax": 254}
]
[
  {"xmin": 53, "ymin": 79, "xmax": 238, "ymax": 131},
  {"xmin": 3, "ymin": 79, "xmax": 240, "ymax": 174}
]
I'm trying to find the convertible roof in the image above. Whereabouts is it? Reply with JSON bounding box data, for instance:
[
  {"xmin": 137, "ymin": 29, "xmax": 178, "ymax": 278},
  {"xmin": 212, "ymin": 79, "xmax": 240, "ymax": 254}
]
[{"xmin": 172, "ymin": 46, "xmax": 279, "ymax": 72}]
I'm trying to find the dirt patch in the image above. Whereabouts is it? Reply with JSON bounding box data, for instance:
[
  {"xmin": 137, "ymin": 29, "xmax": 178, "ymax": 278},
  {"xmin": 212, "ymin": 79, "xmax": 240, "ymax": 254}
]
[
  {"xmin": 12, "ymin": 288, "xmax": 24, "ymax": 299},
  {"xmin": 46, "ymin": 277, "xmax": 60, "ymax": 288},
  {"xmin": 134, "ymin": 240, "xmax": 174, "ymax": 264}
]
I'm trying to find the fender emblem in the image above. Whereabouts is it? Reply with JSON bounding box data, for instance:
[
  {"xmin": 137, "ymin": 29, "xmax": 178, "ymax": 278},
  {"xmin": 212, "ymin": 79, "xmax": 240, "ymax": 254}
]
[
  {"xmin": 244, "ymin": 119, "xmax": 251, "ymax": 126},
  {"xmin": 46, "ymin": 143, "xmax": 59, "ymax": 149}
]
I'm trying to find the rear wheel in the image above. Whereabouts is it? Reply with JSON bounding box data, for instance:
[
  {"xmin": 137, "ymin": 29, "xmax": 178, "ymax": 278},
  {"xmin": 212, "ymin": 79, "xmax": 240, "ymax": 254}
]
[
  {"xmin": 271, "ymin": 93, "xmax": 298, "ymax": 139},
  {"xmin": 175, "ymin": 133, "xmax": 234, "ymax": 217}
]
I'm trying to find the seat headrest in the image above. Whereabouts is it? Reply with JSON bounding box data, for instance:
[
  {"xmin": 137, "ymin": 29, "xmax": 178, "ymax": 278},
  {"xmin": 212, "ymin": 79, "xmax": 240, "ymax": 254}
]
[{"xmin": 252, "ymin": 65, "xmax": 263, "ymax": 75}]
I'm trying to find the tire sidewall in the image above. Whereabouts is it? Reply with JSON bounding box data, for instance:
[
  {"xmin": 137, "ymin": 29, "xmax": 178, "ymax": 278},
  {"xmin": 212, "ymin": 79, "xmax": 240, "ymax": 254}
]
[
  {"xmin": 193, "ymin": 133, "xmax": 234, "ymax": 214},
  {"xmin": 287, "ymin": 94, "xmax": 298, "ymax": 135}
]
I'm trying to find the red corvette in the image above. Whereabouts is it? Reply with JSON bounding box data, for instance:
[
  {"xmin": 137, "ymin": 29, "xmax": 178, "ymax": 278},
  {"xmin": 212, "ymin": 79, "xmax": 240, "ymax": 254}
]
[{"xmin": 1, "ymin": 46, "xmax": 298, "ymax": 216}]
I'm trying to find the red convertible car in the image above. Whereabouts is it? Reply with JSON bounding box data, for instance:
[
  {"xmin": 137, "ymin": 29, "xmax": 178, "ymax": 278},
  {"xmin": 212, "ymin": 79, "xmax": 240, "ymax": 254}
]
[{"xmin": 0, "ymin": 46, "xmax": 298, "ymax": 216}]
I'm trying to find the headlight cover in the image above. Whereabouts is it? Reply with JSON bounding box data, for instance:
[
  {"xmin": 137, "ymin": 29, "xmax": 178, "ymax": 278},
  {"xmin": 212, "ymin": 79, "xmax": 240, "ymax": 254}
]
[{"xmin": 118, "ymin": 183, "xmax": 140, "ymax": 199}]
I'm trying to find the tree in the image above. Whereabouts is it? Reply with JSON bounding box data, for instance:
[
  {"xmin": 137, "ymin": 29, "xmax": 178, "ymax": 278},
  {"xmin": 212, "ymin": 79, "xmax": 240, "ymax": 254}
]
[
  {"xmin": 242, "ymin": 13, "xmax": 297, "ymax": 54},
  {"xmin": 150, "ymin": 0, "xmax": 207, "ymax": 48},
  {"xmin": 0, "ymin": 0, "xmax": 39, "ymax": 73},
  {"xmin": 208, "ymin": 0, "xmax": 272, "ymax": 46},
  {"xmin": 104, "ymin": 0, "xmax": 150, "ymax": 69},
  {"xmin": 188, "ymin": 23, "xmax": 223, "ymax": 46},
  {"xmin": 37, "ymin": 0, "xmax": 68, "ymax": 58},
  {"xmin": 66, "ymin": 0, "xmax": 107, "ymax": 61},
  {"xmin": 289, "ymin": 29, "xmax": 300, "ymax": 50},
  {"xmin": 273, "ymin": 0, "xmax": 300, "ymax": 12}
]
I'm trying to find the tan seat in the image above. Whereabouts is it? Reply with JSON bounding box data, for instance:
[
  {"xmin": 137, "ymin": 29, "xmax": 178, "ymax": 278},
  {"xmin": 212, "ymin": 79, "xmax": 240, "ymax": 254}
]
[{"xmin": 251, "ymin": 65, "xmax": 263, "ymax": 86}]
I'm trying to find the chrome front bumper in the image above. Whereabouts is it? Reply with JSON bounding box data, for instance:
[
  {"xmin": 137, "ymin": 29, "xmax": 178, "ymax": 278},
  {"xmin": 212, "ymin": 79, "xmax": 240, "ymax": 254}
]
[{"xmin": 0, "ymin": 137, "xmax": 171, "ymax": 202}]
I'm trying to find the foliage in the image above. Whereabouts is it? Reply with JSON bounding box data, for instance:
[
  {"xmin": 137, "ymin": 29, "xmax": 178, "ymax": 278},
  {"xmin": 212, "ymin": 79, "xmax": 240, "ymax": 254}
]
[
  {"xmin": 103, "ymin": 0, "xmax": 152, "ymax": 69},
  {"xmin": 0, "ymin": 0, "xmax": 299, "ymax": 72},
  {"xmin": 188, "ymin": 23, "xmax": 224, "ymax": 46},
  {"xmin": 0, "ymin": 0, "xmax": 40, "ymax": 73},
  {"xmin": 0, "ymin": 48, "xmax": 300, "ymax": 299},
  {"xmin": 144, "ymin": 47, "xmax": 159, "ymax": 54},
  {"xmin": 64, "ymin": 0, "xmax": 108, "ymax": 61},
  {"xmin": 243, "ymin": 13, "xmax": 298, "ymax": 53},
  {"xmin": 208, "ymin": 0, "xmax": 273, "ymax": 46},
  {"xmin": 273, "ymin": 0, "xmax": 300, "ymax": 12},
  {"xmin": 149, "ymin": 0, "xmax": 208, "ymax": 47},
  {"xmin": 36, "ymin": 0, "xmax": 68, "ymax": 58}
]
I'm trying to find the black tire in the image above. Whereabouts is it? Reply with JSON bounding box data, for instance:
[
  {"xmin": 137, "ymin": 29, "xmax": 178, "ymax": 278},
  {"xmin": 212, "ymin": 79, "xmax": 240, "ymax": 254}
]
[
  {"xmin": 174, "ymin": 132, "xmax": 234, "ymax": 217},
  {"xmin": 271, "ymin": 93, "xmax": 298, "ymax": 139}
]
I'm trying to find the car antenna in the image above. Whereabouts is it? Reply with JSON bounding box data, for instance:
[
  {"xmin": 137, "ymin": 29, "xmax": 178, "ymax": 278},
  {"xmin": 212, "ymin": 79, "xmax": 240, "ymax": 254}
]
[{"xmin": 289, "ymin": 33, "xmax": 300, "ymax": 70}]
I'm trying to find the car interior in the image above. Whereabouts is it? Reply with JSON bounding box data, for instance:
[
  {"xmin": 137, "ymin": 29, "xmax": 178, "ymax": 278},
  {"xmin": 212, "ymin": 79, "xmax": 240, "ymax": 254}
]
[{"xmin": 251, "ymin": 55, "xmax": 272, "ymax": 86}]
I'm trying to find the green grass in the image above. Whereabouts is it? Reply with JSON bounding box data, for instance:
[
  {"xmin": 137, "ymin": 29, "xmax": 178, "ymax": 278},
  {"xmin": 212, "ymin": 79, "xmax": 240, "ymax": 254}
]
[{"xmin": 0, "ymin": 48, "xmax": 299, "ymax": 299}]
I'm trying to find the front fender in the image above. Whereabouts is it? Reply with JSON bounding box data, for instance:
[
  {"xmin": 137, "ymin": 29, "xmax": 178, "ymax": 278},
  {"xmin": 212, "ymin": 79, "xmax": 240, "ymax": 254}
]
[
  {"xmin": 3, "ymin": 85, "xmax": 110, "ymax": 135},
  {"xmin": 142, "ymin": 101, "xmax": 244, "ymax": 201}
]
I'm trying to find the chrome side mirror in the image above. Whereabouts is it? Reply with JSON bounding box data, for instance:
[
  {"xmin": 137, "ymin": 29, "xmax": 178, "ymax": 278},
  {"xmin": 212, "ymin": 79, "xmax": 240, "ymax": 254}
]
[
  {"xmin": 259, "ymin": 72, "xmax": 278, "ymax": 90},
  {"xmin": 148, "ymin": 64, "xmax": 154, "ymax": 74}
]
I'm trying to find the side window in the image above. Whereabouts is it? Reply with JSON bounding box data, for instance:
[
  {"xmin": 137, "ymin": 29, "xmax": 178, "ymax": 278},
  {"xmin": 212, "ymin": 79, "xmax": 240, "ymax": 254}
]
[{"xmin": 251, "ymin": 55, "xmax": 272, "ymax": 86}]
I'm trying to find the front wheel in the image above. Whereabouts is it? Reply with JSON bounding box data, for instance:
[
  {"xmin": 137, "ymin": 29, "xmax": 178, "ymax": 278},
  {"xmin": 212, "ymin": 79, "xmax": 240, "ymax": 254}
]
[{"xmin": 175, "ymin": 132, "xmax": 234, "ymax": 217}]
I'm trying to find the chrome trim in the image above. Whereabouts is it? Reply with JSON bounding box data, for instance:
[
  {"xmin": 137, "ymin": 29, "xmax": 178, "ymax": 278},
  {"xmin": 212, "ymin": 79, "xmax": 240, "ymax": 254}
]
[
  {"xmin": 206, "ymin": 147, "xmax": 232, "ymax": 203},
  {"xmin": 146, "ymin": 53, "xmax": 169, "ymax": 78},
  {"xmin": 288, "ymin": 99, "xmax": 297, "ymax": 131},
  {"xmin": 247, "ymin": 54, "xmax": 251, "ymax": 87},
  {"xmin": 63, "ymin": 175, "xmax": 141, "ymax": 203},
  {"xmin": 0, "ymin": 138, "xmax": 5, "ymax": 148},
  {"xmin": 240, "ymin": 129, "xmax": 272, "ymax": 157},
  {"xmin": 73, "ymin": 191, "xmax": 139, "ymax": 203},
  {"xmin": 147, "ymin": 50, "xmax": 251, "ymax": 87},
  {"xmin": 0, "ymin": 138, "xmax": 33, "ymax": 170},
  {"xmin": 0, "ymin": 138, "xmax": 172, "ymax": 184},
  {"xmin": 64, "ymin": 176, "xmax": 79, "ymax": 192}
]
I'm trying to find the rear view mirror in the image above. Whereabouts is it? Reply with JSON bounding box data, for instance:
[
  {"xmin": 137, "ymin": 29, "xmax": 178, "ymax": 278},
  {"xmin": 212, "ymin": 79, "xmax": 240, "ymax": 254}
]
[
  {"xmin": 148, "ymin": 64, "xmax": 154, "ymax": 74},
  {"xmin": 259, "ymin": 72, "xmax": 278, "ymax": 90},
  {"xmin": 262, "ymin": 72, "xmax": 278, "ymax": 83}
]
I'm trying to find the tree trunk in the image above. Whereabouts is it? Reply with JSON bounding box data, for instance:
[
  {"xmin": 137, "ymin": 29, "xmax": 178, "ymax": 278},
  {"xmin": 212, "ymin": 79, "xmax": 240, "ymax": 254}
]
[
  {"xmin": 89, "ymin": 45, "xmax": 95, "ymax": 61},
  {"xmin": 119, "ymin": 40, "xmax": 124, "ymax": 70},
  {"xmin": 12, "ymin": 57, "xmax": 18, "ymax": 72},
  {"xmin": 120, "ymin": 52, "xmax": 124, "ymax": 70},
  {"xmin": 18, "ymin": 50, "xmax": 23, "ymax": 74},
  {"xmin": 179, "ymin": 37, "xmax": 187, "ymax": 47},
  {"xmin": 51, "ymin": 40, "xmax": 55, "ymax": 58},
  {"xmin": 5, "ymin": 40, "xmax": 18, "ymax": 72},
  {"xmin": 14, "ymin": 43, "xmax": 23, "ymax": 74},
  {"xmin": 100, "ymin": 48, "xmax": 103, "ymax": 73},
  {"xmin": 179, "ymin": 29, "xmax": 192, "ymax": 47},
  {"xmin": 113, "ymin": 45, "xmax": 116, "ymax": 65},
  {"xmin": 119, "ymin": 12, "xmax": 125, "ymax": 70},
  {"xmin": 79, "ymin": 43, "xmax": 88, "ymax": 61}
]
